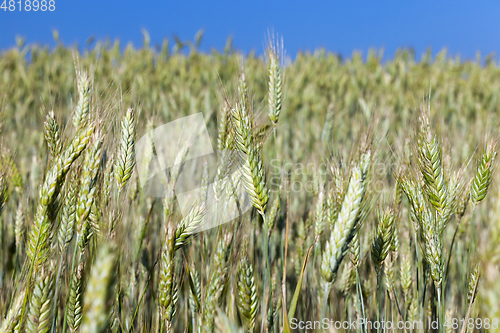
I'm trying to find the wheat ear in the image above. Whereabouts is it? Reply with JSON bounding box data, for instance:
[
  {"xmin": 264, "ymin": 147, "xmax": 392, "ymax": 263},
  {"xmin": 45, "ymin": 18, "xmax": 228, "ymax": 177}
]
[
  {"xmin": 471, "ymin": 138, "xmax": 497, "ymax": 207},
  {"xmin": 201, "ymin": 233, "xmax": 232, "ymax": 333},
  {"xmin": 267, "ymin": 37, "xmax": 283, "ymax": 126},
  {"xmin": 73, "ymin": 72, "xmax": 91, "ymax": 129},
  {"xmin": 188, "ymin": 268, "xmax": 201, "ymax": 327},
  {"xmin": 321, "ymin": 151, "xmax": 370, "ymax": 285},
  {"xmin": 115, "ymin": 107, "xmax": 136, "ymax": 192},
  {"xmin": 43, "ymin": 111, "xmax": 62, "ymax": 159},
  {"xmin": 57, "ymin": 173, "xmax": 78, "ymax": 253},
  {"xmin": 232, "ymin": 92, "xmax": 269, "ymax": 216},
  {"xmin": 371, "ymin": 207, "xmax": 395, "ymax": 274},
  {"xmin": 321, "ymin": 104, "xmax": 335, "ymax": 146},
  {"xmin": 174, "ymin": 202, "xmax": 206, "ymax": 250},
  {"xmin": 159, "ymin": 225, "xmax": 176, "ymax": 328},
  {"xmin": 67, "ymin": 261, "xmax": 85, "ymax": 333},
  {"xmin": 266, "ymin": 190, "xmax": 280, "ymax": 232},
  {"xmin": 0, "ymin": 291, "xmax": 26, "ymax": 333},
  {"xmin": 26, "ymin": 269, "xmax": 54, "ymax": 333},
  {"xmin": 14, "ymin": 202, "xmax": 24, "ymax": 252},
  {"xmin": 27, "ymin": 122, "xmax": 93, "ymax": 269},
  {"xmin": 236, "ymin": 257, "xmax": 258, "ymax": 333},
  {"xmin": 467, "ymin": 263, "xmax": 480, "ymax": 304},
  {"xmin": 80, "ymin": 242, "xmax": 117, "ymax": 333},
  {"xmin": 76, "ymin": 136, "xmax": 102, "ymax": 250}
]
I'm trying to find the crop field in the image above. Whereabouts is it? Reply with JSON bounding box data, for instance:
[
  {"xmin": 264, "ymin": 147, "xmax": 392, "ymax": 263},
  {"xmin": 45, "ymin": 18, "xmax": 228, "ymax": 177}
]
[{"xmin": 1, "ymin": 36, "xmax": 500, "ymax": 332}]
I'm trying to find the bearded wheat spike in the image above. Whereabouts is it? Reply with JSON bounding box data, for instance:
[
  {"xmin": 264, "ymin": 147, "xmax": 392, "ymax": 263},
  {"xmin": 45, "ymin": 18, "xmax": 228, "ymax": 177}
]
[
  {"xmin": 76, "ymin": 136, "xmax": 102, "ymax": 249},
  {"xmin": 315, "ymin": 187, "xmax": 327, "ymax": 237},
  {"xmin": 401, "ymin": 251, "xmax": 413, "ymax": 300},
  {"xmin": 67, "ymin": 261, "xmax": 85, "ymax": 333},
  {"xmin": 266, "ymin": 191, "xmax": 280, "ymax": 232},
  {"xmin": 467, "ymin": 263, "xmax": 480, "ymax": 304},
  {"xmin": 321, "ymin": 104, "xmax": 335, "ymax": 146},
  {"xmin": 321, "ymin": 164, "xmax": 365, "ymax": 285},
  {"xmin": 201, "ymin": 233, "xmax": 232, "ymax": 333},
  {"xmin": 217, "ymin": 100, "xmax": 231, "ymax": 151},
  {"xmin": 238, "ymin": 72, "xmax": 248, "ymax": 112},
  {"xmin": 102, "ymin": 156, "xmax": 114, "ymax": 205},
  {"xmin": 417, "ymin": 106, "xmax": 448, "ymax": 220},
  {"xmin": 200, "ymin": 158, "xmax": 209, "ymax": 203},
  {"xmin": 188, "ymin": 268, "xmax": 201, "ymax": 320},
  {"xmin": 328, "ymin": 165, "xmax": 344, "ymax": 227},
  {"xmin": 349, "ymin": 231, "xmax": 360, "ymax": 268},
  {"xmin": 267, "ymin": 37, "xmax": 283, "ymax": 125},
  {"xmin": 43, "ymin": 111, "xmax": 62, "ymax": 159},
  {"xmin": 159, "ymin": 225, "xmax": 176, "ymax": 327},
  {"xmin": 339, "ymin": 262, "xmax": 356, "ymax": 297},
  {"xmin": 236, "ymin": 257, "xmax": 258, "ymax": 333},
  {"xmin": 455, "ymin": 184, "xmax": 470, "ymax": 219},
  {"xmin": 398, "ymin": 176, "xmax": 429, "ymax": 231},
  {"xmin": 73, "ymin": 72, "xmax": 91, "ymax": 129},
  {"xmin": 371, "ymin": 207, "xmax": 395, "ymax": 274},
  {"xmin": 384, "ymin": 254, "xmax": 396, "ymax": 297},
  {"xmin": 232, "ymin": 101, "xmax": 269, "ymax": 216},
  {"xmin": 174, "ymin": 202, "xmax": 206, "ymax": 251},
  {"xmin": 27, "ymin": 122, "xmax": 93, "ymax": 269},
  {"xmin": 57, "ymin": 173, "xmax": 78, "ymax": 253},
  {"xmin": 3, "ymin": 151, "xmax": 23, "ymax": 193},
  {"xmin": 471, "ymin": 139, "xmax": 497, "ymax": 207},
  {"xmin": 26, "ymin": 270, "xmax": 54, "ymax": 333},
  {"xmin": 14, "ymin": 202, "xmax": 24, "ymax": 250},
  {"xmin": 80, "ymin": 243, "xmax": 117, "ymax": 333},
  {"xmin": 0, "ymin": 291, "xmax": 26, "ymax": 333},
  {"xmin": 115, "ymin": 107, "xmax": 136, "ymax": 192},
  {"xmin": 421, "ymin": 212, "xmax": 442, "ymax": 287}
]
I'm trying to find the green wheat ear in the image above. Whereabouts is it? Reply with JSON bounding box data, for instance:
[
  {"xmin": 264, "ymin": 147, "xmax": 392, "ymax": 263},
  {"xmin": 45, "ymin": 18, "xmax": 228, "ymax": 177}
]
[
  {"xmin": 0, "ymin": 290, "xmax": 26, "ymax": 333},
  {"xmin": 371, "ymin": 207, "xmax": 395, "ymax": 275},
  {"xmin": 80, "ymin": 242, "xmax": 118, "ymax": 333},
  {"xmin": 236, "ymin": 257, "xmax": 258, "ymax": 333},
  {"xmin": 43, "ymin": 110, "xmax": 62, "ymax": 159},
  {"xmin": 231, "ymin": 77, "xmax": 269, "ymax": 216},
  {"xmin": 467, "ymin": 263, "xmax": 480, "ymax": 304},
  {"xmin": 73, "ymin": 71, "xmax": 91, "ymax": 129},
  {"xmin": 115, "ymin": 107, "xmax": 136, "ymax": 192},
  {"xmin": 267, "ymin": 35, "xmax": 284, "ymax": 126},
  {"xmin": 471, "ymin": 138, "xmax": 497, "ymax": 208},
  {"xmin": 26, "ymin": 269, "xmax": 55, "ymax": 333},
  {"xmin": 27, "ymin": 122, "xmax": 94, "ymax": 269}
]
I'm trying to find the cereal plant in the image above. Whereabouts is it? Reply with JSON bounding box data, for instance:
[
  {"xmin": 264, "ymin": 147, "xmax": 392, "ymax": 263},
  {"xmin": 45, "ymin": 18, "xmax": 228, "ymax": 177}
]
[{"xmin": 0, "ymin": 33, "xmax": 499, "ymax": 333}]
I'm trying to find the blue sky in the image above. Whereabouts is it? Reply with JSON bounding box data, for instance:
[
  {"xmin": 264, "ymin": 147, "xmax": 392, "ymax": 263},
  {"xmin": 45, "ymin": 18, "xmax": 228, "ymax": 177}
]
[{"xmin": 1, "ymin": 0, "xmax": 500, "ymax": 60}]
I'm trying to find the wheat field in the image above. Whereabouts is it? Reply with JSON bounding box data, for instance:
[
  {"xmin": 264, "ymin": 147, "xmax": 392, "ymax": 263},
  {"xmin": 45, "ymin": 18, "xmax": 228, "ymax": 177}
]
[{"xmin": 0, "ymin": 34, "xmax": 500, "ymax": 332}]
